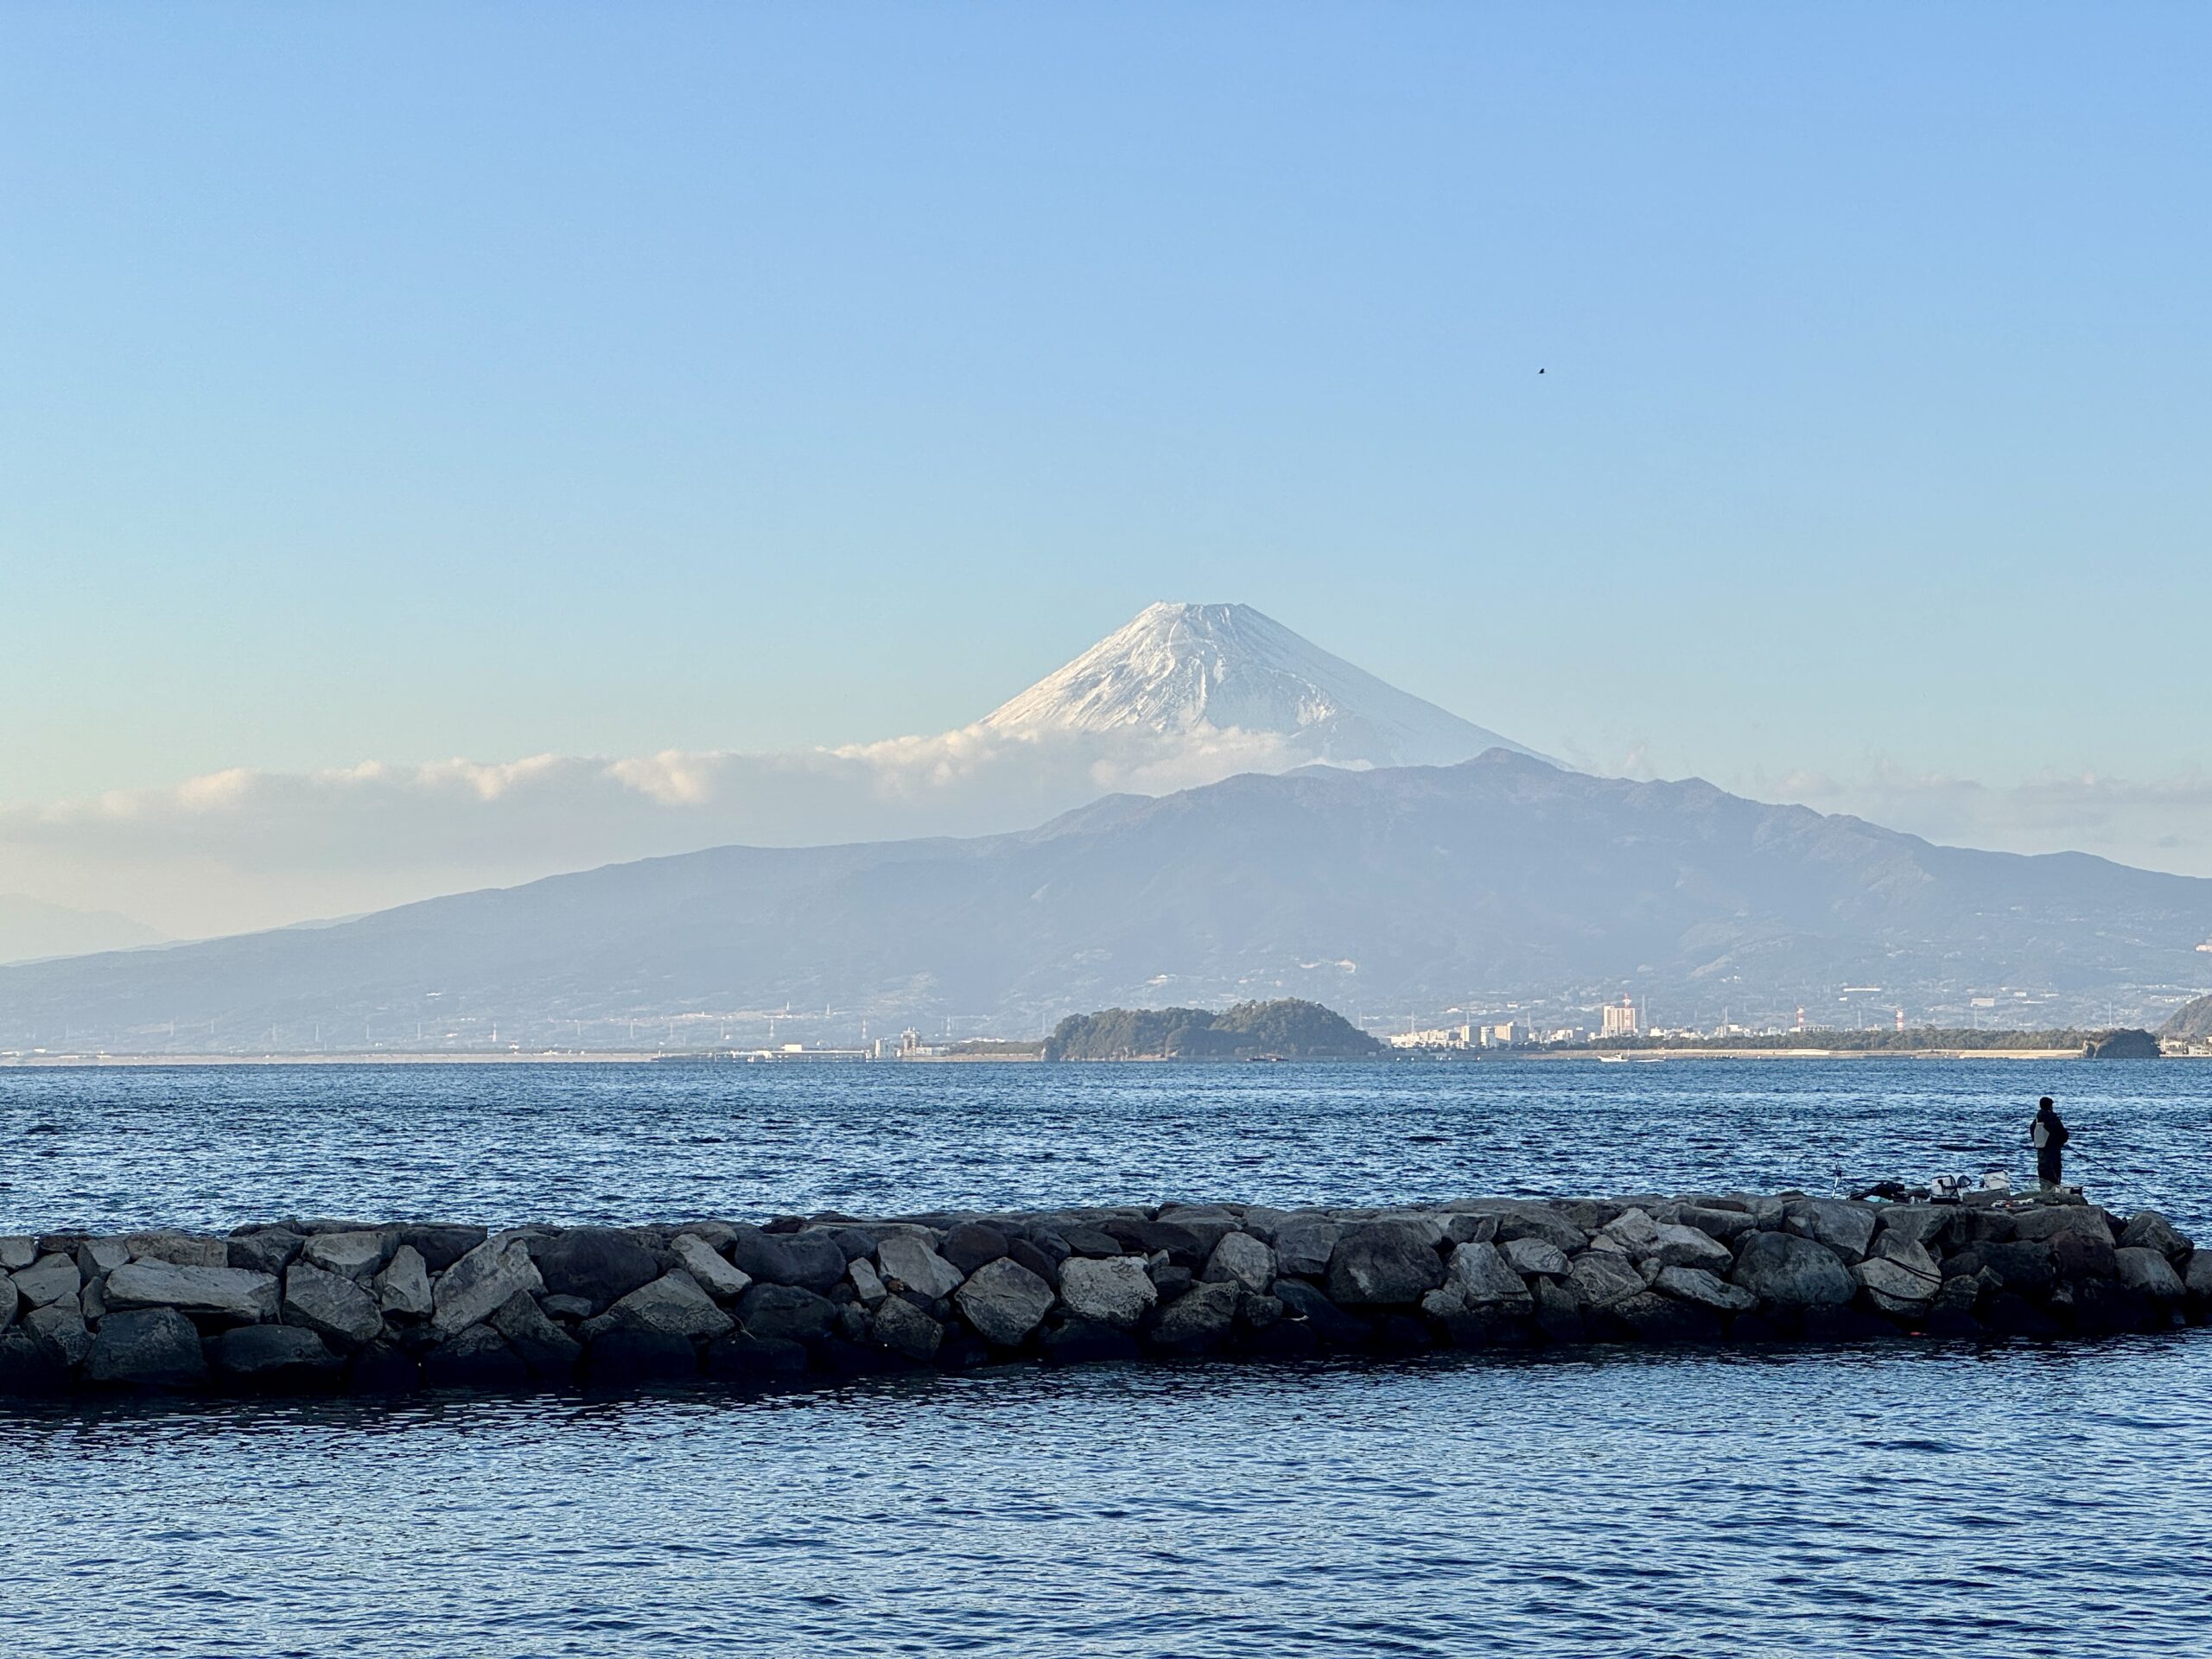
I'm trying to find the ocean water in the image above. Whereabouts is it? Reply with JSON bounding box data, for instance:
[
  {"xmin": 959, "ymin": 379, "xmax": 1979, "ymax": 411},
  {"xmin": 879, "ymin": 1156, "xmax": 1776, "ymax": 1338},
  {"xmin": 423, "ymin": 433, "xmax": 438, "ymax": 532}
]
[{"xmin": 2, "ymin": 1058, "xmax": 2209, "ymax": 1658}]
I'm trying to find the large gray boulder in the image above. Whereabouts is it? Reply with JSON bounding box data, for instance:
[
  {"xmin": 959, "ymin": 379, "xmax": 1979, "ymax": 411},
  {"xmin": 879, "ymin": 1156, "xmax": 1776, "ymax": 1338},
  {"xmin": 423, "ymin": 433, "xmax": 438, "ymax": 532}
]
[
  {"xmin": 1732, "ymin": 1232, "xmax": 1854, "ymax": 1306},
  {"xmin": 1854, "ymin": 1255, "xmax": 1941, "ymax": 1315},
  {"xmin": 302, "ymin": 1230, "xmax": 391, "ymax": 1279},
  {"xmin": 1653, "ymin": 1265, "xmax": 1758, "ymax": 1312},
  {"xmin": 24, "ymin": 1304, "xmax": 91, "ymax": 1368},
  {"xmin": 953, "ymin": 1258, "xmax": 1054, "ymax": 1346},
  {"xmin": 2186, "ymin": 1252, "xmax": 2212, "ymax": 1300},
  {"xmin": 431, "ymin": 1239, "xmax": 543, "ymax": 1337},
  {"xmin": 374, "ymin": 1246, "xmax": 434, "ymax": 1318},
  {"xmin": 1877, "ymin": 1206, "xmax": 1952, "ymax": 1248},
  {"xmin": 530, "ymin": 1230, "xmax": 662, "ymax": 1312},
  {"xmin": 125, "ymin": 1231, "xmax": 227, "ymax": 1268},
  {"xmin": 489, "ymin": 1291, "xmax": 584, "ymax": 1375},
  {"xmin": 1784, "ymin": 1199, "xmax": 1878, "ymax": 1262},
  {"xmin": 2013, "ymin": 1206, "xmax": 2113, "ymax": 1244},
  {"xmin": 869, "ymin": 1297, "xmax": 944, "ymax": 1362},
  {"xmin": 585, "ymin": 1271, "xmax": 735, "ymax": 1341},
  {"xmin": 876, "ymin": 1236, "xmax": 965, "ymax": 1300},
  {"xmin": 1446, "ymin": 1243, "xmax": 1532, "ymax": 1307},
  {"xmin": 397, "ymin": 1224, "xmax": 488, "ymax": 1273},
  {"xmin": 209, "ymin": 1325, "xmax": 341, "ymax": 1386},
  {"xmin": 1150, "ymin": 1281, "xmax": 1239, "ymax": 1351},
  {"xmin": 736, "ymin": 1283, "xmax": 837, "ymax": 1344},
  {"xmin": 671, "ymin": 1234, "xmax": 753, "ymax": 1300},
  {"xmin": 1677, "ymin": 1205, "xmax": 1757, "ymax": 1243},
  {"xmin": 11, "ymin": 1254, "xmax": 82, "ymax": 1309},
  {"xmin": 2120, "ymin": 1211, "xmax": 2191, "ymax": 1261},
  {"xmin": 227, "ymin": 1230, "xmax": 306, "ymax": 1276},
  {"xmin": 727, "ymin": 1226, "xmax": 847, "ymax": 1292},
  {"xmin": 1491, "ymin": 1205, "xmax": 1590, "ymax": 1255},
  {"xmin": 0, "ymin": 1237, "xmax": 36, "ymax": 1271},
  {"xmin": 1058, "ymin": 1256, "xmax": 1157, "ymax": 1330},
  {"xmin": 2115, "ymin": 1246, "xmax": 2185, "ymax": 1300},
  {"xmin": 86, "ymin": 1309, "xmax": 207, "ymax": 1388},
  {"xmin": 1647, "ymin": 1224, "xmax": 1734, "ymax": 1272},
  {"xmin": 283, "ymin": 1262, "xmax": 385, "ymax": 1347},
  {"xmin": 105, "ymin": 1261, "xmax": 277, "ymax": 1323},
  {"xmin": 78, "ymin": 1238, "xmax": 130, "ymax": 1275},
  {"xmin": 1500, "ymin": 1237, "xmax": 1569, "ymax": 1277},
  {"xmin": 1201, "ymin": 1234, "xmax": 1275, "ymax": 1295},
  {"xmin": 1566, "ymin": 1251, "xmax": 1645, "ymax": 1310},
  {"xmin": 0, "ymin": 1276, "xmax": 16, "ymax": 1331},
  {"xmin": 1272, "ymin": 1220, "xmax": 1341, "ymax": 1279},
  {"xmin": 1325, "ymin": 1222, "xmax": 1445, "ymax": 1306},
  {"xmin": 940, "ymin": 1222, "xmax": 1010, "ymax": 1276}
]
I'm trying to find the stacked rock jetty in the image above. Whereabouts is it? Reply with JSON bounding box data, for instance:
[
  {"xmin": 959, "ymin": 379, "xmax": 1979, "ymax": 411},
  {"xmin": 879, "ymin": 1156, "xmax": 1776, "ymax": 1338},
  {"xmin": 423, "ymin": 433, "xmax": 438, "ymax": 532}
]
[{"xmin": 2, "ymin": 1190, "xmax": 2205, "ymax": 1396}]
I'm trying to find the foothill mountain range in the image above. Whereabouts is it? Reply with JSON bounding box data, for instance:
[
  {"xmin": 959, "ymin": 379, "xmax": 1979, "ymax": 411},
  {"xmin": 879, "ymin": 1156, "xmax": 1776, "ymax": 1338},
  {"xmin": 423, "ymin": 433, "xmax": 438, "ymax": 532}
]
[{"xmin": 6, "ymin": 601, "xmax": 2211, "ymax": 1055}]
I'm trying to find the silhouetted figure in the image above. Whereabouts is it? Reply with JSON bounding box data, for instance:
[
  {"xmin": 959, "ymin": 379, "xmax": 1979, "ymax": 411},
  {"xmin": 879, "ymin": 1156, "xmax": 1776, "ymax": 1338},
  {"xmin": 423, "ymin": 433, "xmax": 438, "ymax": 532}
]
[{"xmin": 2030, "ymin": 1096, "xmax": 2070, "ymax": 1190}]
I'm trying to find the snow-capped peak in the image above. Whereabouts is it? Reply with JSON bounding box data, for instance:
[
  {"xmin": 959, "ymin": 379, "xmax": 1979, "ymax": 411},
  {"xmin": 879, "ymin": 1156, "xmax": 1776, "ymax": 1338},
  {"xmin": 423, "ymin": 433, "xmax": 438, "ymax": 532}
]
[{"xmin": 980, "ymin": 601, "xmax": 1530, "ymax": 767}]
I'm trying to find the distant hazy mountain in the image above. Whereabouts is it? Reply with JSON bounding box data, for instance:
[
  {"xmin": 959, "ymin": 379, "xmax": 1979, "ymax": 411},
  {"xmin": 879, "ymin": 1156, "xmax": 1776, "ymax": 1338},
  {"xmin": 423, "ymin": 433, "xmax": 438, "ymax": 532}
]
[
  {"xmin": 982, "ymin": 601, "xmax": 1535, "ymax": 767},
  {"xmin": 2163, "ymin": 994, "xmax": 2212, "ymax": 1040},
  {"xmin": 7, "ymin": 753, "xmax": 2208, "ymax": 1052},
  {"xmin": 0, "ymin": 896, "xmax": 163, "ymax": 966}
]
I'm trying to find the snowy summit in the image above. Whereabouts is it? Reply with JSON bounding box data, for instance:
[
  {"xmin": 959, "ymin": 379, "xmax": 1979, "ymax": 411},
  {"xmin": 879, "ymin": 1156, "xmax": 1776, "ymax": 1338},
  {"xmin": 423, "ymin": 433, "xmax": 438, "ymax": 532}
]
[{"xmin": 982, "ymin": 601, "xmax": 1531, "ymax": 768}]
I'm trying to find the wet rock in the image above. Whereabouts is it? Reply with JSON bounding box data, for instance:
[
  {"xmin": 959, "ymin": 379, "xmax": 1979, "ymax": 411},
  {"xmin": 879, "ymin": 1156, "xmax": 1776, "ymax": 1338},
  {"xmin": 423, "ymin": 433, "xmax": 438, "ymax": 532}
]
[
  {"xmin": 489, "ymin": 1291, "xmax": 584, "ymax": 1376},
  {"xmin": 25, "ymin": 1303, "xmax": 92, "ymax": 1369},
  {"xmin": 541, "ymin": 1294, "xmax": 593, "ymax": 1321},
  {"xmin": 1446, "ymin": 1243, "xmax": 1532, "ymax": 1307},
  {"xmin": 531, "ymin": 1230, "xmax": 662, "ymax": 1312},
  {"xmin": 1151, "ymin": 1263, "xmax": 1194, "ymax": 1300},
  {"xmin": 1654, "ymin": 1265, "xmax": 1758, "ymax": 1312},
  {"xmin": 1150, "ymin": 1281, "xmax": 1239, "ymax": 1351},
  {"xmin": 2050, "ymin": 1230, "xmax": 2118, "ymax": 1280},
  {"xmin": 869, "ymin": 1296, "xmax": 944, "ymax": 1362},
  {"xmin": 1058, "ymin": 1256, "xmax": 1157, "ymax": 1330},
  {"xmin": 431, "ymin": 1239, "xmax": 543, "ymax": 1338},
  {"xmin": 1566, "ymin": 1250, "xmax": 1646, "ymax": 1311},
  {"xmin": 1272, "ymin": 1221, "xmax": 1341, "ymax": 1279},
  {"xmin": 349, "ymin": 1341, "xmax": 422, "ymax": 1393},
  {"xmin": 671, "ymin": 1234, "xmax": 753, "ymax": 1300},
  {"xmin": 0, "ymin": 1276, "xmax": 16, "ymax": 1331},
  {"xmin": 1983, "ymin": 1292, "xmax": 2063, "ymax": 1338},
  {"xmin": 704, "ymin": 1332, "xmax": 810, "ymax": 1383},
  {"xmin": 584, "ymin": 1271, "xmax": 735, "ymax": 1342},
  {"xmin": 1981, "ymin": 1241, "xmax": 2056, "ymax": 1295},
  {"xmin": 876, "ymin": 1236, "xmax": 966, "ymax": 1300},
  {"xmin": 396, "ymin": 1224, "xmax": 487, "ymax": 1273},
  {"xmin": 588, "ymin": 1328, "xmax": 699, "ymax": 1383},
  {"xmin": 2115, "ymin": 1246, "xmax": 2185, "ymax": 1300},
  {"xmin": 2187, "ymin": 1253, "xmax": 2212, "ymax": 1300},
  {"xmin": 227, "ymin": 1230, "xmax": 306, "ymax": 1275},
  {"xmin": 283, "ymin": 1262, "xmax": 385, "ymax": 1347},
  {"xmin": 1270, "ymin": 1278, "xmax": 1370, "ymax": 1345},
  {"xmin": 302, "ymin": 1230, "xmax": 391, "ymax": 1279},
  {"xmin": 210, "ymin": 1325, "xmax": 342, "ymax": 1388},
  {"xmin": 1201, "ymin": 1233, "xmax": 1276, "ymax": 1295},
  {"xmin": 1784, "ymin": 1199, "xmax": 1878, "ymax": 1262},
  {"xmin": 86, "ymin": 1308, "xmax": 207, "ymax": 1389},
  {"xmin": 940, "ymin": 1223, "xmax": 1009, "ymax": 1276},
  {"xmin": 1613, "ymin": 1291, "xmax": 1721, "ymax": 1343},
  {"xmin": 1499, "ymin": 1237, "xmax": 1569, "ymax": 1278},
  {"xmin": 737, "ymin": 1283, "xmax": 838, "ymax": 1344},
  {"xmin": 2120, "ymin": 1211, "xmax": 2191, "ymax": 1262},
  {"xmin": 1730, "ymin": 1232, "xmax": 1854, "ymax": 1307},
  {"xmin": 847, "ymin": 1259, "xmax": 888, "ymax": 1306},
  {"xmin": 1530, "ymin": 1276, "xmax": 1584, "ymax": 1339},
  {"xmin": 423, "ymin": 1325, "xmax": 528, "ymax": 1389},
  {"xmin": 375, "ymin": 1246, "xmax": 434, "ymax": 1318},
  {"xmin": 105, "ymin": 1261, "xmax": 277, "ymax": 1324},
  {"xmin": 1325, "ymin": 1221, "xmax": 1446, "ymax": 1306},
  {"xmin": 953, "ymin": 1258, "xmax": 1055, "ymax": 1347},
  {"xmin": 1043, "ymin": 1319, "xmax": 1142, "ymax": 1363},
  {"xmin": 11, "ymin": 1254, "xmax": 82, "ymax": 1310}
]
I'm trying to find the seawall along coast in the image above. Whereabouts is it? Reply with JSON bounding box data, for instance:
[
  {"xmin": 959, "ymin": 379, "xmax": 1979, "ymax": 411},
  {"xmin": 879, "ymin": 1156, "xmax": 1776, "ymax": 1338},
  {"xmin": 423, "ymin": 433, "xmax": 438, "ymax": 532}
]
[{"xmin": 3, "ymin": 1191, "xmax": 2205, "ymax": 1397}]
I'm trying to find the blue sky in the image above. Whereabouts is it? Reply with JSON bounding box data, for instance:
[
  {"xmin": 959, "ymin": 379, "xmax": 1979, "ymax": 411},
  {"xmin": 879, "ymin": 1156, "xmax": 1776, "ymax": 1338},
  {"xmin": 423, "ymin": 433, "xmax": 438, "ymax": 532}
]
[{"xmin": 3, "ymin": 4, "xmax": 2209, "ymax": 927}]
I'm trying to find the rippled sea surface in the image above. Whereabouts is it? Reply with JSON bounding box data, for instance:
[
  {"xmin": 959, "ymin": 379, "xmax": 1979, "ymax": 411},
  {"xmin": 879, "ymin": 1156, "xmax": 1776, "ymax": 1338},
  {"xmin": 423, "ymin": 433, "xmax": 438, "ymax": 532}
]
[{"xmin": 3, "ymin": 1058, "xmax": 2209, "ymax": 1658}]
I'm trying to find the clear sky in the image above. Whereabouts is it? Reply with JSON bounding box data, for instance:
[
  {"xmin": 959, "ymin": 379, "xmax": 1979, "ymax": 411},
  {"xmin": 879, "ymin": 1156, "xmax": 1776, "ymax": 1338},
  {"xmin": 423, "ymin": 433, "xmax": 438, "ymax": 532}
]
[{"xmin": 3, "ymin": 4, "xmax": 2209, "ymax": 930}]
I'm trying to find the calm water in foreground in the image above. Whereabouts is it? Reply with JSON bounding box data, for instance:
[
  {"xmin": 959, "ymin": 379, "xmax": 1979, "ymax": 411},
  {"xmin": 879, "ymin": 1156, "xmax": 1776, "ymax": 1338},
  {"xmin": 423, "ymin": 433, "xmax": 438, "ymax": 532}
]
[{"xmin": 2, "ymin": 1058, "xmax": 2208, "ymax": 1657}]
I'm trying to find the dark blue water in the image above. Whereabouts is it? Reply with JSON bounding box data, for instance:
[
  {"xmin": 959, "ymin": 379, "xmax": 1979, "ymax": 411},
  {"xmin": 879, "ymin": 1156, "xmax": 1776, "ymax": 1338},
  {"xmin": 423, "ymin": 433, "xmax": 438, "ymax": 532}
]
[{"xmin": 3, "ymin": 1059, "xmax": 2209, "ymax": 1658}]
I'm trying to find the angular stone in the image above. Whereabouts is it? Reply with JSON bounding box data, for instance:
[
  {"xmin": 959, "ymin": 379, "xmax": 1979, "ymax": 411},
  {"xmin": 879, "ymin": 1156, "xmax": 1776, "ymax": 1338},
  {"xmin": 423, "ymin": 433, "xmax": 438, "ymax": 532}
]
[
  {"xmin": 1446, "ymin": 1242, "xmax": 1532, "ymax": 1306},
  {"xmin": 585, "ymin": 1271, "xmax": 735, "ymax": 1342},
  {"xmin": 1102, "ymin": 1218, "xmax": 1206, "ymax": 1266},
  {"xmin": 737, "ymin": 1282, "xmax": 837, "ymax": 1344},
  {"xmin": 940, "ymin": 1222, "xmax": 1009, "ymax": 1276},
  {"xmin": 727, "ymin": 1225, "xmax": 847, "ymax": 1292},
  {"xmin": 300, "ymin": 1230, "xmax": 390, "ymax": 1279},
  {"xmin": 1566, "ymin": 1250, "xmax": 1646, "ymax": 1310},
  {"xmin": 1491, "ymin": 1205, "xmax": 1590, "ymax": 1255},
  {"xmin": 869, "ymin": 1296, "xmax": 944, "ymax": 1361},
  {"xmin": 0, "ymin": 1237, "xmax": 35, "ymax": 1271},
  {"xmin": 1325, "ymin": 1222, "xmax": 1445, "ymax": 1306},
  {"xmin": 397, "ymin": 1224, "xmax": 487, "ymax": 1273},
  {"xmin": 209, "ymin": 1324, "xmax": 341, "ymax": 1387},
  {"xmin": 86, "ymin": 1308, "xmax": 207, "ymax": 1388},
  {"xmin": 2115, "ymin": 1246, "xmax": 2185, "ymax": 1300},
  {"xmin": 1731, "ymin": 1232, "xmax": 1855, "ymax": 1306},
  {"xmin": 2186, "ymin": 1252, "xmax": 2212, "ymax": 1300},
  {"xmin": 1058, "ymin": 1256, "xmax": 1158, "ymax": 1330},
  {"xmin": 847, "ymin": 1259, "xmax": 888, "ymax": 1306},
  {"xmin": 0, "ymin": 1276, "xmax": 16, "ymax": 1331},
  {"xmin": 1272, "ymin": 1221, "xmax": 1342, "ymax": 1279},
  {"xmin": 105, "ymin": 1261, "xmax": 277, "ymax": 1323},
  {"xmin": 375, "ymin": 1246, "xmax": 434, "ymax": 1318},
  {"xmin": 423, "ymin": 1325, "xmax": 528, "ymax": 1389},
  {"xmin": 1499, "ymin": 1236, "xmax": 1570, "ymax": 1277},
  {"xmin": 1150, "ymin": 1281, "xmax": 1239, "ymax": 1351},
  {"xmin": 11, "ymin": 1254, "xmax": 82, "ymax": 1309},
  {"xmin": 2012, "ymin": 1206, "xmax": 2113, "ymax": 1244},
  {"xmin": 1599, "ymin": 1208, "xmax": 1661, "ymax": 1253},
  {"xmin": 1677, "ymin": 1205, "xmax": 1757, "ymax": 1243},
  {"xmin": 530, "ymin": 1230, "xmax": 661, "ymax": 1312},
  {"xmin": 2120, "ymin": 1211, "xmax": 2191, "ymax": 1261},
  {"xmin": 79, "ymin": 1238, "xmax": 130, "ymax": 1275},
  {"xmin": 876, "ymin": 1236, "xmax": 965, "ymax": 1300},
  {"xmin": 489, "ymin": 1291, "xmax": 584, "ymax": 1376},
  {"xmin": 1654, "ymin": 1265, "xmax": 1758, "ymax": 1312},
  {"xmin": 283, "ymin": 1262, "xmax": 385, "ymax": 1347},
  {"xmin": 1201, "ymin": 1233, "xmax": 1275, "ymax": 1295},
  {"xmin": 671, "ymin": 1233, "xmax": 753, "ymax": 1300},
  {"xmin": 24, "ymin": 1303, "xmax": 92, "ymax": 1369},
  {"xmin": 1271, "ymin": 1278, "xmax": 1369, "ymax": 1344},
  {"xmin": 1647, "ymin": 1224, "xmax": 1735, "ymax": 1272},
  {"xmin": 2051, "ymin": 1230, "xmax": 2117, "ymax": 1280},
  {"xmin": 1784, "ymin": 1199, "xmax": 1878, "ymax": 1262},
  {"xmin": 1876, "ymin": 1206, "xmax": 1952, "ymax": 1249},
  {"xmin": 1854, "ymin": 1255, "xmax": 1940, "ymax": 1313},
  {"xmin": 431, "ymin": 1239, "xmax": 543, "ymax": 1337},
  {"xmin": 227, "ymin": 1230, "xmax": 306, "ymax": 1275},
  {"xmin": 1982, "ymin": 1240, "xmax": 2056, "ymax": 1294},
  {"xmin": 953, "ymin": 1257, "xmax": 1054, "ymax": 1347},
  {"xmin": 1007, "ymin": 1237, "xmax": 1059, "ymax": 1287},
  {"xmin": 120, "ymin": 1231, "xmax": 225, "ymax": 1268}
]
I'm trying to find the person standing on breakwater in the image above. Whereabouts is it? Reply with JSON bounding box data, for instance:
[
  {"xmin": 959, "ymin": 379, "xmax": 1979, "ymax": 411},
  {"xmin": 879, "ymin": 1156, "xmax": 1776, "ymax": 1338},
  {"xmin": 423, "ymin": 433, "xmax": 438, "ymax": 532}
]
[{"xmin": 2030, "ymin": 1096, "xmax": 2070, "ymax": 1191}]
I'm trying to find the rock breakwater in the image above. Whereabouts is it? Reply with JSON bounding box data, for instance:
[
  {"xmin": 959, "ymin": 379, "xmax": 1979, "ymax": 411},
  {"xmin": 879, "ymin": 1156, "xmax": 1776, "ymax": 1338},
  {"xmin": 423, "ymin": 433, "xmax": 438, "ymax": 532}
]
[{"xmin": 3, "ymin": 1190, "xmax": 2204, "ymax": 1397}]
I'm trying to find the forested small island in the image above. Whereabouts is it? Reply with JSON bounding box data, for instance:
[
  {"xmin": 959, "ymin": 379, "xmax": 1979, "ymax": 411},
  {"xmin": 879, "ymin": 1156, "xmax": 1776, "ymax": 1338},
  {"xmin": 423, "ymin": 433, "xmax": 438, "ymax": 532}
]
[{"xmin": 1043, "ymin": 999, "xmax": 1382, "ymax": 1061}]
